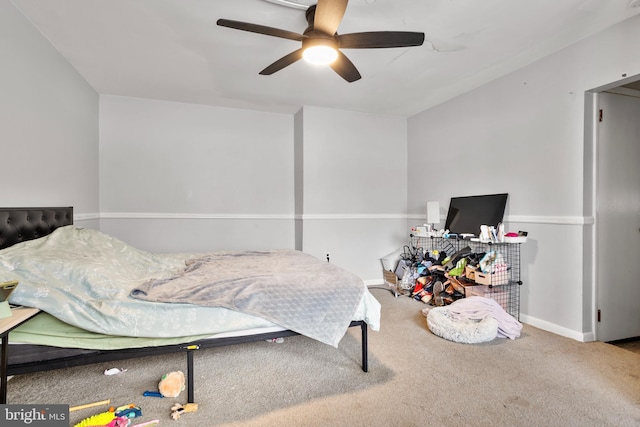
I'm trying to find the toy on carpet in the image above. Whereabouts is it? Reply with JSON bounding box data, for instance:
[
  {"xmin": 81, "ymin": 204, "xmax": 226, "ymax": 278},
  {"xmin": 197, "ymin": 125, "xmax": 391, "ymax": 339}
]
[
  {"xmin": 73, "ymin": 403, "xmax": 141, "ymax": 427},
  {"xmin": 73, "ymin": 411, "xmax": 130, "ymax": 427},
  {"xmin": 103, "ymin": 416, "xmax": 131, "ymax": 427},
  {"xmin": 130, "ymin": 419, "xmax": 159, "ymax": 427},
  {"xmin": 114, "ymin": 404, "xmax": 143, "ymax": 420},
  {"xmin": 143, "ymin": 391, "xmax": 163, "ymax": 398},
  {"xmin": 170, "ymin": 403, "xmax": 198, "ymax": 420},
  {"xmin": 158, "ymin": 371, "xmax": 185, "ymax": 398},
  {"xmin": 70, "ymin": 399, "xmax": 111, "ymax": 412}
]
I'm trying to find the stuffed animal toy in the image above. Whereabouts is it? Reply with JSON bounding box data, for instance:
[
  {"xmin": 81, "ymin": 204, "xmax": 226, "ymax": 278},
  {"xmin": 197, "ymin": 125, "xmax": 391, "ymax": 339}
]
[
  {"xmin": 170, "ymin": 403, "xmax": 198, "ymax": 420},
  {"xmin": 158, "ymin": 371, "xmax": 185, "ymax": 398}
]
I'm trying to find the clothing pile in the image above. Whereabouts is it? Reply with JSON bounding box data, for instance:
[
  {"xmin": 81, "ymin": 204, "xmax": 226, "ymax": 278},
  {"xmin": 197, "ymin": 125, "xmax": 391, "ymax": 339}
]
[{"xmin": 396, "ymin": 244, "xmax": 482, "ymax": 306}]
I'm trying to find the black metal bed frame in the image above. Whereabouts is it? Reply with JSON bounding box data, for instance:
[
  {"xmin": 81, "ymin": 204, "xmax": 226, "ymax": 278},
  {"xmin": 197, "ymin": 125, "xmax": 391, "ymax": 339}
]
[{"xmin": 0, "ymin": 207, "xmax": 368, "ymax": 403}]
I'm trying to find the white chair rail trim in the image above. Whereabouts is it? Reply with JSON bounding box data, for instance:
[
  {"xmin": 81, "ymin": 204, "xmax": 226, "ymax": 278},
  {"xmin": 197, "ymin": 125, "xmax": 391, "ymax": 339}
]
[{"xmin": 79, "ymin": 212, "xmax": 593, "ymax": 225}]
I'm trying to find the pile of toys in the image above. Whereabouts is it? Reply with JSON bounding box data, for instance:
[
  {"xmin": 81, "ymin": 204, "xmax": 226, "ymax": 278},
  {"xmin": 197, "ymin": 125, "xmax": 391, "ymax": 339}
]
[
  {"xmin": 72, "ymin": 370, "xmax": 198, "ymax": 427},
  {"xmin": 73, "ymin": 403, "xmax": 144, "ymax": 427}
]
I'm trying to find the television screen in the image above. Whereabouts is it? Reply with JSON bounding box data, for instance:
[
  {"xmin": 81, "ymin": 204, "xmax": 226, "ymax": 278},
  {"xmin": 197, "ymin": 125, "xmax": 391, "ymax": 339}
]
[{"xmin": 444, "ymin": 193, "xmax": 508, "ymax": 235}]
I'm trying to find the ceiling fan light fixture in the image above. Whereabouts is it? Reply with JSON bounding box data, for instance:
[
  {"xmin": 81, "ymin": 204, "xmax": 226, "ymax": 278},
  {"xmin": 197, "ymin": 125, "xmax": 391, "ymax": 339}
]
[
  {"xmin": 303, "ymin": 45, "xmax": 338, "ymax": 65},
  {"xmin": 302, "ymin": 36, "xmax": 339, "ymax": 65}
]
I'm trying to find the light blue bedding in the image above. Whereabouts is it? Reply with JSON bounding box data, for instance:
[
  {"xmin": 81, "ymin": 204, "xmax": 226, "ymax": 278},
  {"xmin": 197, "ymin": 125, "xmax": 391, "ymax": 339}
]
[{"xmin": 0, "ymin": 226, "xmax": 380, "ymax": 347}]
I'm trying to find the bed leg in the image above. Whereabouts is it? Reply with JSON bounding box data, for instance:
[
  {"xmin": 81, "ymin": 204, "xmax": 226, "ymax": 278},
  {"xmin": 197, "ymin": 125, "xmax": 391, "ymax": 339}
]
[
  {"xmin": 1, "ymin": 335, "xmax": 8, "ymax": 404},
  {"xmin": 360, "ymin": 321, "xmax": 368, "ymax": 372},
  {"xmin": 187, "ymin": 350, "xmax": 195, "ymax": 403}
]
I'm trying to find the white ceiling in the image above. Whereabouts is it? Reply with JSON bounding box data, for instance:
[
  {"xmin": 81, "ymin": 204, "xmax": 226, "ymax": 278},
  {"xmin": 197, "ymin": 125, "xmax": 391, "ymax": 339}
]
[{"xmin": 11, "ymin": 0, "xmax": 640, "ymax": 116}]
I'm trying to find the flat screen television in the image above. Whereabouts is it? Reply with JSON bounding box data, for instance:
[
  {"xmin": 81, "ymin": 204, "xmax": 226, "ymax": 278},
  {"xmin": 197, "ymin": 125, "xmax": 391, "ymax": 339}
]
[{"xmin": 444, "ymin": 193, "xmax": 508, "ymax": 235}]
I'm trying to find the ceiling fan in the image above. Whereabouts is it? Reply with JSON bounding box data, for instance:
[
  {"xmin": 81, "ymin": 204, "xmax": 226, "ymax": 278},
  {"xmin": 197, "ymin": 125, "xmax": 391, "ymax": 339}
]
[{"xmin": 217, "ymin": 0, "xmax": 425, "ymax": 82}]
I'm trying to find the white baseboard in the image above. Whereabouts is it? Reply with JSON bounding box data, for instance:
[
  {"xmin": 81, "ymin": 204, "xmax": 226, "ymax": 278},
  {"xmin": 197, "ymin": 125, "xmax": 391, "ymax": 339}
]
[{"xmin": 519, "ymin": 314, "xmax": 594, "ymax": 342}]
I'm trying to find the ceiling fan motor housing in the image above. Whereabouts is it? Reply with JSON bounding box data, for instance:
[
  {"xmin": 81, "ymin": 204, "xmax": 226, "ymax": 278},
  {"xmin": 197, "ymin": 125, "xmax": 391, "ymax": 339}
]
[{"xmin": 302, "ymin": 32, "xmax": 339, "ymax": 51}]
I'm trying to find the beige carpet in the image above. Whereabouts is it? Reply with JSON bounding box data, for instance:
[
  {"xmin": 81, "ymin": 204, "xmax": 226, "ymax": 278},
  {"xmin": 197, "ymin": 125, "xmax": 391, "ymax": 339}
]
[{"xmin": 7, "ymin": 290, "xmax": 640, "ymax": 426}]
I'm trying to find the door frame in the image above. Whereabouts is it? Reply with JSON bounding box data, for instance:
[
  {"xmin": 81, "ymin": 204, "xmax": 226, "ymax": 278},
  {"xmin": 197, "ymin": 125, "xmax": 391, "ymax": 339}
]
[{"xmin": 585, "ymin": 73, "xmax": 640, "ymax": 341}]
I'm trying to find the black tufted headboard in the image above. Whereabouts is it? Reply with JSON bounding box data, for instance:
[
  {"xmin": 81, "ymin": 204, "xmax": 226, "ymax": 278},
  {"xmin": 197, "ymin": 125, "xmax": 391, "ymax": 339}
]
[{"xmin": 0, "ymin": 207, "xmax": 74, "ymax": 250}]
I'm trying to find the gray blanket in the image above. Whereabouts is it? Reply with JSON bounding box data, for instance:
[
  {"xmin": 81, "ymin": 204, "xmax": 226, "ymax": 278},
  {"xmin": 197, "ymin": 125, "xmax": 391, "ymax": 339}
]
[{"xmin": 130, "ymin": 249, "xmax": 365, "ymax": 347}]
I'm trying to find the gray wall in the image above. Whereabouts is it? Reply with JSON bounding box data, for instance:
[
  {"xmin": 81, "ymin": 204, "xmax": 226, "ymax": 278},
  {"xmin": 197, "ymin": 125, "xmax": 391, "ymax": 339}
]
[
  {"xmin": 407, "ymin": 12, "xmax": 640, "ymax": 340},
  {"xmin": 98, "ymin": 95, "xmax": 295, "ymax": 252},
  {"xmin": 0, "ymin": 0, "xmax": 99, "ymax": 228},
  {"xmin": 99, "ymin": 98, "xmax": 409, "ymax": 280},
  {"xmin": 296, "ymin": 106, "xmax": 408, "ymax": 278}
]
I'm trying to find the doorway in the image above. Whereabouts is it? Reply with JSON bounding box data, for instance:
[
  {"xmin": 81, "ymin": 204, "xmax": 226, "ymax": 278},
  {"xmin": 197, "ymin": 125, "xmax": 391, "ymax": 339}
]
[{"xmin": 588, "ymin": 77, "xmax": 640, "ymax": 343}]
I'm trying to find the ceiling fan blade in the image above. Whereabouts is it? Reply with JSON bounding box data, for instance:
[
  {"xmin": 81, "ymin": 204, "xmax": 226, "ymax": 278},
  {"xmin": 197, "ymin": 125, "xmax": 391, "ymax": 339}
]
[
  {"xmin": 259, "ymin": 49, "xmax": 305, "ymax": 75},
  {"xmin": 314, "ymin": 0, "xmax": 348, "ymax": 35},
  {"xmin": 330, "ymin": 51, "xmax": 361, "ymax": 82},
  {"xmin": 338, "ymin": 31, "xmax": 425, "ymax": 49},
  {"xmin": 217, "ymin": 19, "xmax": 304, "ymax": 42}
]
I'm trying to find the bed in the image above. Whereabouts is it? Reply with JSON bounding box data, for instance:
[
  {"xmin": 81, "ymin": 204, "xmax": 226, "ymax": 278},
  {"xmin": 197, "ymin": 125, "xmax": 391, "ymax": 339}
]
[{"xmin": 0, "ymin": 207, "xmax": 380, "ymax": 404}]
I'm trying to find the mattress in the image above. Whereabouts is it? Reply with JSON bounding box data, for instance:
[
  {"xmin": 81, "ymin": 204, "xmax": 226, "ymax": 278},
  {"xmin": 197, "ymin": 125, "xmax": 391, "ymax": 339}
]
[
  {"xmin": 2, "ymin": 226, "xmax": 381, "ymax": 349},
  {"xmin": 9, "ymin": 289, "xmax": 380, "ymax": 350}
]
